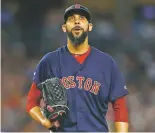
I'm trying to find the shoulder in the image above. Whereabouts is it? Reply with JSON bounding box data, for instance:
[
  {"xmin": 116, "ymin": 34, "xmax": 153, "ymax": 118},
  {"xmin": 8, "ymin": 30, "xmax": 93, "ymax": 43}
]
[
  {"xmin": 91, "ymin": 46, "xmax": 114, "ymax": 63},
  {"xmin": 39, "ymin": 46, "xmax": 64, "ymax": 63},
  {"xmin": 35, "ymin": 46, "xmax": 65, "ymax": 68}
]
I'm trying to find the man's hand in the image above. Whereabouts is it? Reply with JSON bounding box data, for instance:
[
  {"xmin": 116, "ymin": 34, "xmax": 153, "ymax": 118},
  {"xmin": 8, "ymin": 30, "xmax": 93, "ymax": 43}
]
[
  {"xmin": 41, "ymin": 117, "xmax": 53, "ymax": 128},
  {"xmin": 41, "ymin": 118, "xmax": 60, "ymax": 129},
  {"xmin": 29, "ymin": 106, "xmax": 60, "ymax": 129}
]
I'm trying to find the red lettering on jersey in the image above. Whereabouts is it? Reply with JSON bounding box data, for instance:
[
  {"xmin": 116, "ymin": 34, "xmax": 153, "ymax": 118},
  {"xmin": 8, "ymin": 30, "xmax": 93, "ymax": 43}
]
[
  {"xmin": 68, "ymin": 76, "xmax": 76, "ymax": 88},
  {"xmin": 61, "ymin": 77, "xmax": 70, "ymax": 89},
  {"xmin": 84, "ymin": 78, "xmax": 92, "ymax": 91},
  {"xmin": 90, "ymin": 81, "xmax": 101, "ymax": 95},
  {"xmin": 76, "ymin": 76, "xmax": 85, "ymax": 89}
]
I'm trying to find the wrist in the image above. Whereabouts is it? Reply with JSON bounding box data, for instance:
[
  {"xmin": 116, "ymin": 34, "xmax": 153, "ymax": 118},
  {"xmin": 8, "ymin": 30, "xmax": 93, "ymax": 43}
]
[
  {"xmin": 41, "ymin": 118, "xmax": 47, "ymax": 125},
  {"xmin": 114, "ymin": 122, "xmax": 128, "ymax": 132}
]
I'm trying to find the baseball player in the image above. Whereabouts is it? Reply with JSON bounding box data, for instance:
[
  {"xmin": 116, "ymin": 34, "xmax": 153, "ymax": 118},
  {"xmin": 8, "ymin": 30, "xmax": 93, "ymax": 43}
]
[{"xmin": 26, "ymin": 4, "xmax": 129, "ymax": 132}]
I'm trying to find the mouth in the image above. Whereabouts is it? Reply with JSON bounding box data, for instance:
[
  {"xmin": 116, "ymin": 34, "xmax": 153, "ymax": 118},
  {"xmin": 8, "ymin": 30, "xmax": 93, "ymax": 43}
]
[{"xmin": 73, "ymin": 26, "xmax": 82, "ymax": 31}]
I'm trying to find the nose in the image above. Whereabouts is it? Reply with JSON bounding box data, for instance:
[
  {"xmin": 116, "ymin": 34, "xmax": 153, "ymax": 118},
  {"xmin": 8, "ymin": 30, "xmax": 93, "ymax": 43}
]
[{"xmin": 75, "ymin": 18, "xmax": 80, "ymax": 25}]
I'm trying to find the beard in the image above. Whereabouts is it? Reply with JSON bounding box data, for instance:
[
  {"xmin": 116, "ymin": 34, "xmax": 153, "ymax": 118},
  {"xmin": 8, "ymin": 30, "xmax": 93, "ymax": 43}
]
[{"xmin": 66, "ymin": 28, "xmax": 88, "ymax": 46}]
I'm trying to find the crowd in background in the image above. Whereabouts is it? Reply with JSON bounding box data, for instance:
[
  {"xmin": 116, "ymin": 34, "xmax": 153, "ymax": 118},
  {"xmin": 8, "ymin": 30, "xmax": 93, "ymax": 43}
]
[{"xmin": 1, "ymin": 0, "xmax": 155, "ymax": 132}]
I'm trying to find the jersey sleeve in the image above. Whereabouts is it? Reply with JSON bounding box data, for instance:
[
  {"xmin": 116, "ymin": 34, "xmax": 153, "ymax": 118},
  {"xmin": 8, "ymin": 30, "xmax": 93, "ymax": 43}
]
[
  {"xmin": 33, "ymin": 59, "xmax": 48, "ymax": 85},
  {"xmin": 109, "ymin": 59, "xmax": 129, "ymax": 102},
  {"xmin": 26, "ymin": 56, "xmax": 52, "ymax": 112}
]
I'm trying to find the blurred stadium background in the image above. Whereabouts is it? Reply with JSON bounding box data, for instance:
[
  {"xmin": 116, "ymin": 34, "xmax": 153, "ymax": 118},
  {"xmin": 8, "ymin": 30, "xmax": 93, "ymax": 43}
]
[{"xmin": 1, "ymin": 0, "xmax": 155, "ymax": 132}]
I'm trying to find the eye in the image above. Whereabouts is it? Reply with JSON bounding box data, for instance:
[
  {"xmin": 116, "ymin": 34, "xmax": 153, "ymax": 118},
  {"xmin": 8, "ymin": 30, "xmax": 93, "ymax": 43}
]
[
  {"xmin": 80, "ymin": 16, "xmax": 85, "ymax": 20},
  {"xmin": 68, "ymin": 17, "xmax": 74, "ymax": 21}
]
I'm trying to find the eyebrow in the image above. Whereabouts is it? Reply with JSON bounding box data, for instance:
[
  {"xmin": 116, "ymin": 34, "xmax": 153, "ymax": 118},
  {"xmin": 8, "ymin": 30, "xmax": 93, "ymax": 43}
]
[{"xmin": 69, "ymin": 14, "xmax": 86, "ymax": 17}]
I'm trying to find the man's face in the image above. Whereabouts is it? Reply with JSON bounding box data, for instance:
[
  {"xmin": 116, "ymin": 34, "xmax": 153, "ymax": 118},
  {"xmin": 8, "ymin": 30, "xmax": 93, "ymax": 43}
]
[{"xmin": 62, "ymin": 14, "xmax": 92, "ymax": 45}]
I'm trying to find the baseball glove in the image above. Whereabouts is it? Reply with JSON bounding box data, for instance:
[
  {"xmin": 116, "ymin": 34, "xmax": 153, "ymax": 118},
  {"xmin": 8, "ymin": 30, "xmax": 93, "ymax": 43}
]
[{"xmin": 37, "ymin": 77, "xmax": 69, "ymax": 122}]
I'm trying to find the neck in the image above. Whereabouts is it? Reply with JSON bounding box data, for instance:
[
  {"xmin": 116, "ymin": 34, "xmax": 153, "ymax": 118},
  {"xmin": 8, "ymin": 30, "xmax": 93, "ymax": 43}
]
[{"xmin": 67, "ymin": 37, "xmax": 90, "ymax": 54}]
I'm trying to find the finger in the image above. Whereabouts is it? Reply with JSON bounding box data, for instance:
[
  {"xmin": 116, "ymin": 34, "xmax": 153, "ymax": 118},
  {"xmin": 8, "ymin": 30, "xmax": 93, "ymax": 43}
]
[
  {"xmin": 53, "ymin": 121, "xmax": 60, "ymax": 128},
  {"xmin": 47, "ymin": 105, "xmax": 54, "ymax": 113},
  {"xmin": 59, "ymin": 112, "xmax": 63, "ymax": 116}
]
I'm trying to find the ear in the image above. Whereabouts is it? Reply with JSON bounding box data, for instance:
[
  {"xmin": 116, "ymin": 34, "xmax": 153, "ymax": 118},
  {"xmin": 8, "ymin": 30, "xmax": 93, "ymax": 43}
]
[
  {"xmin": 88, "ymin": 23, "xmax": 93, "ymax": 31},
  {"xmin": 62, "ymin": 24, "xmax": 66, "ymax": 32}
]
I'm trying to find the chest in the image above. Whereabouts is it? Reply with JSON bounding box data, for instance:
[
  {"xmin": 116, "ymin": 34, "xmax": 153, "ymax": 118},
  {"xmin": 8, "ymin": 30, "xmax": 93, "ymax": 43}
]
[{"xmin": 47, "ymin": 52, "xmax": 112, "ymax": 102}]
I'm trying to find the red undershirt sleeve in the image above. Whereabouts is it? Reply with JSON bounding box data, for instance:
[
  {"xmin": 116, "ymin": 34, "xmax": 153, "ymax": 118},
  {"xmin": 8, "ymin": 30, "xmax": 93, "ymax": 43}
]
[
  {"xmin": 112, "ymin": 96, "xmax": 129, "ymax": 122},
  {"xmin": 26, "ymin": 82, "xmax": 42, "ymax": 112}
]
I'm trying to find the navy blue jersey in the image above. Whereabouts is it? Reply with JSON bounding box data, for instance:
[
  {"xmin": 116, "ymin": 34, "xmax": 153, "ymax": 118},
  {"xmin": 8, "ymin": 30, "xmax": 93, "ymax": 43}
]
[{"xmin": 33, "ymin": 45, "xmax": 129, "ymax": 132}]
